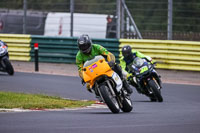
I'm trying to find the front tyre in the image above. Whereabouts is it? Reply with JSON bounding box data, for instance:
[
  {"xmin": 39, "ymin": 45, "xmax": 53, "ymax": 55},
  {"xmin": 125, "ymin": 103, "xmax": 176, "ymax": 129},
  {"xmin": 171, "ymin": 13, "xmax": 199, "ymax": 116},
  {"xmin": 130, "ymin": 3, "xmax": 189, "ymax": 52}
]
[
  {"xmin": 3, "ymin": 58, "xmax": 14, "ymax": 75},
  {"xmin": 148, "ymin": 80, "xmax": 163, "ymax": 102},
  {"xmin": 150, "ymin": 97, "xmax": 157, "ymax": 102},
  {"xmin": 99, "ymin": 85, "xmax": 120, "ymax": 113}
]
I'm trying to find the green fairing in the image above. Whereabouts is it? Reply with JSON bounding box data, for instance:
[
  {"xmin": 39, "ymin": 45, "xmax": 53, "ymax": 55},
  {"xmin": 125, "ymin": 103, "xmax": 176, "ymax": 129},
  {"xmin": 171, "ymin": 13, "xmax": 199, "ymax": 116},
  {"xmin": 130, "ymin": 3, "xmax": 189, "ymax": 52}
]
[
  {"xmin": 140, "ymin": 66, "xmax": 148, "ymax": 74},
  {"xmin": 76, "ymin": 44, "xmax": 109, "ymax": 71}
]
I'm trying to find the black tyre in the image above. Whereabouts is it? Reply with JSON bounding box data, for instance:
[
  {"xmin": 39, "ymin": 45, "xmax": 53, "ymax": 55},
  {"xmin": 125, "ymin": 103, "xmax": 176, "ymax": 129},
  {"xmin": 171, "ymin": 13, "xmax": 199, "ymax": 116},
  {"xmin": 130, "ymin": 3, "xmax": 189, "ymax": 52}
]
[
  {"xmin": 150, "ymin": 97, "xmax": 157, "ymax": 102},
  {"xmin": 148, "ymin": 80, "xmax": 163, "ymax": 102},
  {"xmin": 99, "ymin": 85, "xmax": 120, "ymax": 113},
  {"xmin": 121, "ymin": 95, "xmax": 133, "ymax": 112},
  {"xmin": 4, "ymin": 58, "xmax": 14, "ymax": 75}
]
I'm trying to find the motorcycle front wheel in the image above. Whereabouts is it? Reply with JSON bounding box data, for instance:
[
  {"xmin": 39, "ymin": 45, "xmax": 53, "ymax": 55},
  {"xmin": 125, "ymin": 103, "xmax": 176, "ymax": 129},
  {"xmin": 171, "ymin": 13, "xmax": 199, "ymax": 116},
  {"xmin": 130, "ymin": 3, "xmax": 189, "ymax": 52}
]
[
  {"xmin": 148, "ymin": 80, "xmax": 163, "ymax": 102},
  {"xmin": 3, "ymin": 58, "xmax": 14, "ymax": 75},
  {"xmin": 99, "ymin": 84, "xmax": 120, "ymax": 113}
]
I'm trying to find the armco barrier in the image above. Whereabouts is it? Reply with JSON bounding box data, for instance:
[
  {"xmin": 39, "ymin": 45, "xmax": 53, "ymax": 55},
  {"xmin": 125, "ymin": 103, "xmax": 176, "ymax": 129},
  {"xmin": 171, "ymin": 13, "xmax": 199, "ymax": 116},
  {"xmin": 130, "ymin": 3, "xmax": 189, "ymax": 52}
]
[
  {"xmin": 31, "ymin": 35, "xmax": 119, "ymax": 63},
  {"xmin": 0, "ymin": 34, "xmax": 31, "ymax": 61},
  {"xmin": 119, "ymin": 39, "xmax": 200, "ymax": 71}
]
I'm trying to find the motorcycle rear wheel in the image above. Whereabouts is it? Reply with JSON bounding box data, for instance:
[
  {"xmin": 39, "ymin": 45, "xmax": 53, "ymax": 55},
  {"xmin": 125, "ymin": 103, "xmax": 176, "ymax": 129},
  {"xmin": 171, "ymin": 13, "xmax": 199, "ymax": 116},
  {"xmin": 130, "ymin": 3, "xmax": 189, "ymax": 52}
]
[
  {"xmin": 99, "ymin": 85, "xmax": 120, "ymax": 113},
  {"xmin": 148, "ymin": 80, "xmax": 163, "ymax": 102},
  {"xmin": 121, "ymin": 95, "xmax": 133, "ymax": 112}
]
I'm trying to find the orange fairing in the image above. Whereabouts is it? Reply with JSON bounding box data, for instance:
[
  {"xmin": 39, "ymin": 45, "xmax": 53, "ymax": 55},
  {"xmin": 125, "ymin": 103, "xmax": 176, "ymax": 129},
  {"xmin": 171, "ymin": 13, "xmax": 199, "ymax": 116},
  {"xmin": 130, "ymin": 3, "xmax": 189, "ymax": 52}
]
[{"xmin": 83, "ymin": 58, "xmax": 114, "ymax": 88}]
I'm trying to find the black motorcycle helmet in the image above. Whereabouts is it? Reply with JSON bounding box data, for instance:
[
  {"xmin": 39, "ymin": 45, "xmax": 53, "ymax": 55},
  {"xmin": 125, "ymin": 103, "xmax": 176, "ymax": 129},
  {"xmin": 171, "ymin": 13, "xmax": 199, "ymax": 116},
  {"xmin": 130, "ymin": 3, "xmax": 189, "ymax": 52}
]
[
  {"xmin": 77, "ymin": 34, "xmax": 92, "ymax": 54},
  {"xmin": 122, "ymin": 45, "xmax": 132, "ymax": 58}
]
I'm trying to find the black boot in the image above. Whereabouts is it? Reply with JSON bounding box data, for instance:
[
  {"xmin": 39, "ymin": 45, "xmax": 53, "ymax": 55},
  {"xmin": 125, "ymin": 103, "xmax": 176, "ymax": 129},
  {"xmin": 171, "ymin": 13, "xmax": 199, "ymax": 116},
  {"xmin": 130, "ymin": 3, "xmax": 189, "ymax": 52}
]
[
  {"xmin": 129, "ymin": 80, "xmax": 142, "ymax": 94},
  {"xmin": 123, "ymin": 79, "xmax": 133, "ymax": 95}
]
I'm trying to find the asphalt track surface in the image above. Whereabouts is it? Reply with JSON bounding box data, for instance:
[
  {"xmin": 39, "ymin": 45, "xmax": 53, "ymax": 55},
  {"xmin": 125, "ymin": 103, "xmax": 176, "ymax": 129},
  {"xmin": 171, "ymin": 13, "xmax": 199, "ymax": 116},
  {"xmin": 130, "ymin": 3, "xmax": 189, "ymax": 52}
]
[{"xmin": 0, "ymin": 72, "xmax": 200, "ymax": 133}]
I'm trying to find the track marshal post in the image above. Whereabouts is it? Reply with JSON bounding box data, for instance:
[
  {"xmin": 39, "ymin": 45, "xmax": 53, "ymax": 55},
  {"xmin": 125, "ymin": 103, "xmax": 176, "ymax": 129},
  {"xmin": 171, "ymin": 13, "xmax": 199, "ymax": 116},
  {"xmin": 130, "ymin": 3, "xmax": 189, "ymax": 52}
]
[{"xmin": 34, "ymin": 43, "xmax": 39, "ymax": 71}]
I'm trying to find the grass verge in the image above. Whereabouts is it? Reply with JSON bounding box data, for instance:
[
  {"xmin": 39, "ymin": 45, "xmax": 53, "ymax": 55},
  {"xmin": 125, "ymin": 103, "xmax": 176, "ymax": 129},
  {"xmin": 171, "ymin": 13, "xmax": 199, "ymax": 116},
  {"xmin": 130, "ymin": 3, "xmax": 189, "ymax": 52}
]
[{"xmin": 0, "ymin": 91, "xmax": 95, "ymax": 109}]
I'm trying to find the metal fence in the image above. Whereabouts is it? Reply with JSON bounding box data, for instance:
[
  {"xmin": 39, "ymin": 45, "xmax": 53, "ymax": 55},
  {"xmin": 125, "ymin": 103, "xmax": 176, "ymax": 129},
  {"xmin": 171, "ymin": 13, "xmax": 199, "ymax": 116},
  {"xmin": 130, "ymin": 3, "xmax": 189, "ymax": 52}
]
[
  {"xmin": 126, "ymin": 0, "xmax": 200, "ymax": 41},
  {"xmin": 0, "ymin": 0, "xmax": 199, "ymax": 41}
]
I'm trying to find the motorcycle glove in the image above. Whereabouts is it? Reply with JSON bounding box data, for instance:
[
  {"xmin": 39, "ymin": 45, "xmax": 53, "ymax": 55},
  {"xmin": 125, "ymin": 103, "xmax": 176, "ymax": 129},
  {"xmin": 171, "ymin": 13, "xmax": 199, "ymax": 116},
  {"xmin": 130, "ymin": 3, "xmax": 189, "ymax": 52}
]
[
  {"xmin": 108, "ymin": 61, "xmax": 115, "ymax": 68},
  {"xmin": 126, "ymin": 73, "xmax": 132, "ymax": 81},
  {"xmin": 151, "ymin": 60, "xmax": 156, "ymax": 65}
]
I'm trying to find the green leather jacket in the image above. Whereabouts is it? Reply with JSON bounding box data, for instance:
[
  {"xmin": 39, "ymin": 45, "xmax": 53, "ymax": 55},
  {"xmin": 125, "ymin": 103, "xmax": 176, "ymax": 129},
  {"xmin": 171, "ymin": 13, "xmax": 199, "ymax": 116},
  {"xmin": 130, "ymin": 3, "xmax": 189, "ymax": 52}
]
[{"xmin": 76, "ymin": 44, "xmax": 115, "ymax": 78}]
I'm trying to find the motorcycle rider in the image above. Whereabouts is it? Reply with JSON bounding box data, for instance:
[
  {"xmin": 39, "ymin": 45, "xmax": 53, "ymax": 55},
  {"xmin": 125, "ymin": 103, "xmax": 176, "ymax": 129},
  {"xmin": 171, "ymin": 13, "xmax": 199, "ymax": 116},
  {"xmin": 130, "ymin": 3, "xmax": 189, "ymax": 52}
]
[
  {"xmin": 76, "ymin": 34, "xmax": 133, "ymax": 96},
  {"xmin": 0, "ymin": 40, "xmax": 14, "ymax": 75},
  {"xmin": 120, "ymin": 45, "xmax": 160, "ymax": 93},
  {"xmin": 0, "ymin": 40, "xmax": 8, "ymax": 47}
]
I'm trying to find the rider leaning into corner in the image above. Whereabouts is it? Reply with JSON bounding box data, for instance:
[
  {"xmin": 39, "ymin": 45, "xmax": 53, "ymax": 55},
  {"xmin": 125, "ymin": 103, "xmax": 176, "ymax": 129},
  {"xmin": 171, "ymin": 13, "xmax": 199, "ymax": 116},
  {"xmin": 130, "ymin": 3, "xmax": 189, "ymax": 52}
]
[
  {"xmin": 120, "ymin": 45, "xmax": 161, "ymax": 93},
  {"xmin": 0, "ymin": 40, "xmax": 8, "ymax": 47},
  {"xmin": 75, "ymin": 34, "xmax": 133, "ymax": 96}
]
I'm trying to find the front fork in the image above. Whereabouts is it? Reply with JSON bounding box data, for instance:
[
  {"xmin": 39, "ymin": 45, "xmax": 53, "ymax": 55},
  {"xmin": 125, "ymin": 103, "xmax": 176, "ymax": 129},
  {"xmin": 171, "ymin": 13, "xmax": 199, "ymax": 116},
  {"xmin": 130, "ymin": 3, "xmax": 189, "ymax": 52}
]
[
  {"xmin": 94, "ymin": 80, "xmax": 117, "ymax": 101},
  {"xmin": 106, "ymin": 80, "xmax": 116, "ymax": 97},
  {"xmin": 105, "ymin": 79, "xmax": 124, "ymax": 108},
  {"xmin": 146, "ymin": 77, "xmax": 161, "ymax": 95},
  {"xmin": 137, "ymin": 76, "xmax": 161, "ymax": 95},
  {"xmin": 152, "ymin": 70, "xmax": 162, "ymax": 88}
]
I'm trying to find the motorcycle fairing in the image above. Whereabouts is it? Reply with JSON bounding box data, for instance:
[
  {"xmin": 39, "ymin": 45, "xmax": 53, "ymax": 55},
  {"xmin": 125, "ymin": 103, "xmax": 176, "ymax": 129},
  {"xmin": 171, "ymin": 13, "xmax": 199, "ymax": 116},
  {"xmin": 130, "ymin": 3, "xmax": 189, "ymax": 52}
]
[
  {"xmin": 83, "ymin": 57, "xmax": 114, "ymax": 88},
  {"xmin": 111, "ymin": 72, "xmax": 122, "ymax": 92}
]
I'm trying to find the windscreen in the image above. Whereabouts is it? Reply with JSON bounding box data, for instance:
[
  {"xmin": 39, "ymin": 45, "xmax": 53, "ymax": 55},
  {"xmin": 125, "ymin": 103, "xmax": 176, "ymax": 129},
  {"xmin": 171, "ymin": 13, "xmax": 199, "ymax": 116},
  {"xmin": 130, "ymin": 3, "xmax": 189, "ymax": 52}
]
[{"xmin": 83, "ymin": 55, "xmax": 104, "ymax": 67}]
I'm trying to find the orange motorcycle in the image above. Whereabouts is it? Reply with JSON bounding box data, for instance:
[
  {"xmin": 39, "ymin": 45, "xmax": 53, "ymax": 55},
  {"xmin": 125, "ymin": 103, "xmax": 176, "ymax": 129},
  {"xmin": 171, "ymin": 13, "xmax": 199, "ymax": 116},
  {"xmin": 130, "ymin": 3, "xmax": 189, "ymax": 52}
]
[{"xmin": 83, "ymin": 55, "xmax": 133, "ymax": 113}]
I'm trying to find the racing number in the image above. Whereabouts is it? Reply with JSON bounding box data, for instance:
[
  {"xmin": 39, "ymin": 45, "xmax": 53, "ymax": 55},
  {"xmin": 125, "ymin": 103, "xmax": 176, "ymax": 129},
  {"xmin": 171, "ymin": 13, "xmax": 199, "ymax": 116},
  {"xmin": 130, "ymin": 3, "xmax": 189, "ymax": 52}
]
[{"xmin": 140, "ymin": 66, "xmax": 148, "ymax": 74}]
